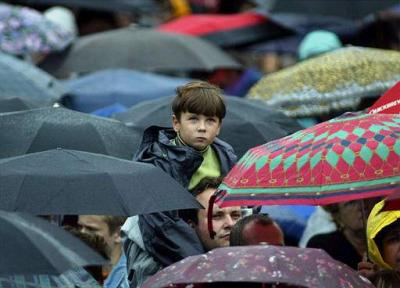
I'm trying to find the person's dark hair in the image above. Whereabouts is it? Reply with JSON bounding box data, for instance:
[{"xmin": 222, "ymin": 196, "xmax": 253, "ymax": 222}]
[
  {"xmin": 373, "ymin": 269, "xmax": 400, "ymax": 288},
  {"xmin": 102, "ymin": 216, "xmax": 126, "ymax": 234},
  {"xmin": 229, "ymin": 214, "xmax": 273, "ymax": 246},
  {"xmin": 179, "ymin": 177, "xmax": 223, "ymax": 225},
  {"xmin": 172, "ymin": 81, "xmax": 226, "ymax": 121},
  {"xmin": 63, "ymin": 225, "xmax": 108, "ymax": 283},
  {"xmin": 374, "ymin": 220, "xmax": 400, "ymax": 254}
]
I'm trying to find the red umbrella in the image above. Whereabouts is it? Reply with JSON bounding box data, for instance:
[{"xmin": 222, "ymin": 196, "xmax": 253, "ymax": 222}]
[
  {"xmin": 214, "ymin": 113, "xmax": 400, "ymax": 208},
  {"xmin": 382, "ymin": 186, "xmax": 400, "ymax": 211},
  {"xmin": 158, "ymin": 12, "xmax": 293, "ymax": 47},
  {"xmin": 368, "ymin": 81, "xmax": 400, "ymax": 114},
  {"xmin": 142, "ymin": 245, "xmax": 374, "ymax": 288}
]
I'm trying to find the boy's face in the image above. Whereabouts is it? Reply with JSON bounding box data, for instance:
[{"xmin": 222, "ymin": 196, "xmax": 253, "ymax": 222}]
[
  {"xmin": 172, "ymin": 112, "xmax": 221, "ymax": 151},
  {"xmin": 381, "ymin": 226, "xmax": 400, "ymax": 270}
]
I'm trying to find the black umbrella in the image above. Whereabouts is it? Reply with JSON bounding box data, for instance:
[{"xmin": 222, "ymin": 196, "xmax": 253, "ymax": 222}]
[
  {"xmin": 114, "ymin": 96, "xmax": 302, "ymax": 157},
  {"xmin": 39, "ymin": 27, "xmax": 241, "ymax": 79},
  {"xmin": 0, "ymin": 96, "xmax": 50, "ymax": 113},
  {"xmin": 269, "ymin": 0, "xmax": 398, "ymax": 20},
  {"xmin": 10, "ymin": 0, "xmax": 157, "ymax": 13},
  {"xmin": 0, "ymin": 107, "xmax": 140, "ymax": 160},
  {"xmin": 0, "ymin": 149, "xmax": 202, "ymax": 215},
  {"xmin": 0, "ymin": 52, "xmax": 64, "ymax": 104},
  {"xmin": 0, "ymin": 210, "xmax": 106, "ymax": 275}
]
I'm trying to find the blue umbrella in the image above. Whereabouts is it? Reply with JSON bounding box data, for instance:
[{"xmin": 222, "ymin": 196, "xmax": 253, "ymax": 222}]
[
  {"xmin": 91, "ymin": 102, "xmax": 127, "ymax": 118},
  {"xmin": 62, "ymin": 69, "xmax": 190, "ymax": 113}
]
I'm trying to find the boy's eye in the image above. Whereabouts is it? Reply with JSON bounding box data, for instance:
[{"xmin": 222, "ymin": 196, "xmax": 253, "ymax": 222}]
[{"xmin": 207, "ymin": 118, "xmax": 217, "ymax": 123}]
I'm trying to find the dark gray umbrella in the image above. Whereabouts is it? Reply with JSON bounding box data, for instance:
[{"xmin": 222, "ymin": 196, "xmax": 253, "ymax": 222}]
[
  {"xmin": 114, "ymin": 96, "xmax": 302, "ymax": 157},
  {"xmin": 0, "ymin": 210, "xmax": 106, "ymax": 275},
  {"xmin": 0, "ymin": 96, "xmax": 50, "ymax": 113},
  {"xmin": 0, "ymin": 148, "xmax": 202, "ymax": 215},
  {"xmin": 10, "ymin": 0, "xmax": 157, "ymax": 13},
  {"xmin": 0, "ymin": 52, "xmax": 64, "ymax": 103},
  {"xmin": 39, "ymin": 27, "xmax": 241, "ymax": 79},
  {"xmin": 0, "ymin": 107, "xmax": 140, "ymax": 159}
]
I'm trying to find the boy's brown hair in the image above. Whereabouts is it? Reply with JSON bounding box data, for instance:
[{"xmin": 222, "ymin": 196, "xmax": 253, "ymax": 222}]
[{"xmin": 172, "ymin": 81, "xmax": 226, "ymax": 121}]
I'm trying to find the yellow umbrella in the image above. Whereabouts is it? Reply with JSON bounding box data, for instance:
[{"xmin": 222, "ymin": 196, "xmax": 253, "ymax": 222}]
[{"xmin": 247, "ymin": 46, "xmax": 400, "ymax": 117}]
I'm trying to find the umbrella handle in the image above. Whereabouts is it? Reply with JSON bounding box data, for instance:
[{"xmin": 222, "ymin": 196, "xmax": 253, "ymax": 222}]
[{"xmin": 361, "ymin": 199, "xmax": 370, "ymax": 261}]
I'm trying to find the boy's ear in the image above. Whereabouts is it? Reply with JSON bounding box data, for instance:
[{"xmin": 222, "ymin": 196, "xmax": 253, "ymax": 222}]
[{"xmin": 172, "ymin": 114, "xmax": 180, "ymax": 132}]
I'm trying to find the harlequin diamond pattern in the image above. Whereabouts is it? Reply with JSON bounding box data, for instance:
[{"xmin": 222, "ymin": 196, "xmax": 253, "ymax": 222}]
[{"xmin": 219, "ymin": 113, "xmax": 400, "ymax": 206}]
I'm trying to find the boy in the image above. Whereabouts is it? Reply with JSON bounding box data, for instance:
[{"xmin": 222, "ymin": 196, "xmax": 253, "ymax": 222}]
[
  {"xmin": 134, "ymin": 80, "xmax": 236, "ymax": 188},
  {"xmin": 124, "ymin": 81, "xmax": 237, "ymax": 287}
]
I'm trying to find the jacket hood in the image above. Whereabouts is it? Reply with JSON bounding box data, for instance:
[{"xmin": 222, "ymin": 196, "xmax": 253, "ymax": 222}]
[{"xmin": 367, "ymin": 200, "xmax": 400, "ymax": 269}]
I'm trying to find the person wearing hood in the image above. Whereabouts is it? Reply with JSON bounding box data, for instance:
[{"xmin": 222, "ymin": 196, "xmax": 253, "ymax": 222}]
[{"xmin": 359, "ymin": 199, "xmax": 400, "ymax": 281}]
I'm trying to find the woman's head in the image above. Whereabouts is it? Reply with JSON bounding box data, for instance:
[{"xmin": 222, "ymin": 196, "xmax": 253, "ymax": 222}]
[{"xmin": 324, "ymin": 198, "xmax": 379, "ymax": 234}]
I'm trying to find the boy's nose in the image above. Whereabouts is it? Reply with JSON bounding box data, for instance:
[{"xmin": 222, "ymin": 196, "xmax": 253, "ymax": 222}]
[{"xmin": 198, "ymin": 121, "xmax": 206, "ymax": 131}]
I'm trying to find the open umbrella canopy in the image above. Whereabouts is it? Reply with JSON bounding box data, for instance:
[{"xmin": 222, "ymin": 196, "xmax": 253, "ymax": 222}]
[
  {"xmin": 246, "ymin": 13, "xmax": 357, "ymax": 55},
  {"xmin": 142, "ymin": 245, "xmax": 374, "ymax": 288},
  {"xmin": 247, "ymin": 46, "xmax": 400, "ymax": 117},
  {"xmin": 269, "ymin": 0, "xmax": 398, "ymax": 20},
  {"xmin": 0, "ymin": 96, "xmax": 50, "ymax": 113},
  {"xmin": 0, "ymin": 52, "xmax": 64, "ymax": 104},
  {"xmin": 9, "ymin": 0, "xmax": 157, "ymax": 13},
  {"xmin": 158, "ymin": 12, "xmax": 293, "ymax": 48},
  {"xmin": 0, "ymin": 3, "xmax": 73, "ymax": 56},
  {"xmin": 0, "ymin": 107, "xmax": 140, "ymax": 160},
  {"xmin": 0, "ymin": 210, "xmax": 106, "ymax": 275},
  {"xmin": 114, "ymin": 96, "xmax": 302, "ymax": 158},
  {"xmin": 368, "ymin": 81, "xmax": 400, "ymax": 114},
  {"xmin": 216, "ymin": 113, "xmax": 400, "ymax": 207},
  {"xmin": 39, "ymin": 27, "xmax": 241, "ymax": 79},
  {"xmin": 0, "ymin": 148, "xmax": 202, "ymax": 215},
  {"xmin": 62, "ymin": 69, "xmax": 190, "ymax": 113}
]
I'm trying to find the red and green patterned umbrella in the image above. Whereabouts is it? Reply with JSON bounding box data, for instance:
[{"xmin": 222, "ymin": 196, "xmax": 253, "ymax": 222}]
[{"xmin": 215, "ymin": 113, "xmax": 400, "ymax": 207}]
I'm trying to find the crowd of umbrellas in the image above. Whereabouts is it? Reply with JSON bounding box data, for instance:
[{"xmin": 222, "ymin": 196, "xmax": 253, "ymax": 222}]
[{"xmin": 1, "ymin": 0, "xmax": 400, "ymax": 287}]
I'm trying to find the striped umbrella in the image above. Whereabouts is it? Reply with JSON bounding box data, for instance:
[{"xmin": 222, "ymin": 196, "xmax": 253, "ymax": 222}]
[{"xmin": 214, "ymin": 113, "xmax": 400, "ymax": 208}]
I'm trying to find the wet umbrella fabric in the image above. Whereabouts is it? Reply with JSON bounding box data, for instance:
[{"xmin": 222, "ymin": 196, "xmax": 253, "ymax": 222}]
[
  {"xmin": 0, "ymin": 3, "xmax": 73, "ymax": 55},
  {"xmin": 217, "ymin": 113, "xmax": 400, "ymax": 208},
  {"xmin": 0, "ymin": 52, "xmax": 64, "ymax": 104},
  {"xmin": 246, "ymin": 13, "xmax": 357, "ymax": 55},
  {"xmin": 62, "ymin": 69, "xmax": 189, "ymax": 113},
  {"xmin": 0, "ymin": 96, "xmax": 49, "ymax": 113},
  {"xmin": 0, "ymin": 210, "xmax": 106, "ymax": 275},
  {"xmin": 368, "ymin": 81, "xmax": 400, "ymax": 114},
  {"xmin": 114, "ymin": 96, "xmax": 302, "ymax": 158},
  {"xmin": 11, "ymin": 0, "xmax": 157, "ymax": 13},
  {"xmin": 0, "ymin": 107, "xmax": 140, "ymax": 160},
  {"xmin": 0, "ymin": 149, "xmax": 202, "ymax": 215},
  {"xmin": 39, "ymin": 27, "xmax": 241, "ymax": 79},
  {"xmin": 269, "ymin": 0, "xmax": 398, "ymax": 20},
  {"xmin": 142, "ymin": 245, "xmax": 374, "ymax": 288},
  {"xmin": 158, "ymin": 12, "xmax": 293, "ymax": 48},
  {"xmin": 247, "ymin": 46, "xmax": 400, "ymax": 117}
]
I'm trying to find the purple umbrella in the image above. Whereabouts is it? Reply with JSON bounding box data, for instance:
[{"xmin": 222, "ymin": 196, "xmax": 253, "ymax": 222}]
[
  {"xmin": 143, "ymin": 246, "xmax": 374, "ymax": 288},
  {"xmin": 0, "ymin": 3, "xmax": 74, "ymax": 55}
]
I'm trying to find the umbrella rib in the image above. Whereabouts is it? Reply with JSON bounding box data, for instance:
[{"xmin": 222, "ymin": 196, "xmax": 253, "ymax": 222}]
[{"xmin": 61, "ymin": 150, "xmax": 131, "ymax": 215}]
